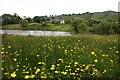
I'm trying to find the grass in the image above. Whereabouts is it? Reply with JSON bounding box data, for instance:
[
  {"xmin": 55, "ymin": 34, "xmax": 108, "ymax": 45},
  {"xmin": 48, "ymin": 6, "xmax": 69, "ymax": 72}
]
[
  {"xmin": 2, "ymin": 24, "xmax": 23, "ymax": 30},
  {"xmin": 2, "ymin": 23, "xmax": 73, "ymax": 31},
  {"xmin": 42, "ymin": 24, "xmax": 73, "ymax": 31},
  {"xmin": 1, "ymin": 34, "xmax": 120, "ymax": 79}
]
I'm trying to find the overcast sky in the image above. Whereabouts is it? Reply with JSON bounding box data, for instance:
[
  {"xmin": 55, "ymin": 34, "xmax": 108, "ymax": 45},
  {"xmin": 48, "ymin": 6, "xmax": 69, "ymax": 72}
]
[{"xmin": 0, "ymin": 0, "xmax": 119, "ymax": 18}]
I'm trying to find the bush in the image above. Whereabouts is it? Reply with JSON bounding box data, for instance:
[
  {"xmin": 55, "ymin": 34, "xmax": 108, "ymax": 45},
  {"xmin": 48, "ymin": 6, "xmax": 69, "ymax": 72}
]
[
  {"xmin": 71, "ymin": 18, "xmax": 87, "ymax": 34},
  {"xmin": 41, "ymin": 22, "xmax": 47, "ymax": 27},
  {"xmin": 94, "ymin": 21, "xmax": 112, "ymax": 35},
  {"xmin": 19, "ymin": 19, "xmax": 28, "ymax": 27}
]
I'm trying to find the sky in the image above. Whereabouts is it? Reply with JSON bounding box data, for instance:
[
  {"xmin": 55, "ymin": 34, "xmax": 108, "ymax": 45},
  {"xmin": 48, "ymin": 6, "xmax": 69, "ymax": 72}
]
[{"xmin": 0, "ymin": 0, "xmax": 120, "ymax": 18}]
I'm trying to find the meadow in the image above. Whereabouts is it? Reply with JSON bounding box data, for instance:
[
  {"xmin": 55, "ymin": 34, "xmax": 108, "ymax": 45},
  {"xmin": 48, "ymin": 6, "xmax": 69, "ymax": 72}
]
[
  {"xmin": 1, "ymin": 34, "xmax": 120, "ymax": 79},
  {"xmin": 2, "ymin": 23, "xmax": 72, "ymax": 32}
]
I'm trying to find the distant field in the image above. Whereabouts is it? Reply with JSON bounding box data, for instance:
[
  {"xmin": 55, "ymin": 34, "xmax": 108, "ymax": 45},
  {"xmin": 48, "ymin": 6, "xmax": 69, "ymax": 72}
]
[
  {"xmin": 2, "ymin": 23, "xmax": 73, "ymax": 32},
  {"xmin": 1, "ymin": 34, "xmax": 120, "ymax": 79}
]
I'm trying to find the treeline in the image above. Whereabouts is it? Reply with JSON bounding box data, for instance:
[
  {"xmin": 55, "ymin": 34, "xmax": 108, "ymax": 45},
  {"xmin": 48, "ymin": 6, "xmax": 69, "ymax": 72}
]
[
  {"xmin": 61, "ymin": 11, "xmax": 118, "ymax": 35},
  {"xmin": 1, "ymin": 11, "xmax": 119, "ymax": 35}
]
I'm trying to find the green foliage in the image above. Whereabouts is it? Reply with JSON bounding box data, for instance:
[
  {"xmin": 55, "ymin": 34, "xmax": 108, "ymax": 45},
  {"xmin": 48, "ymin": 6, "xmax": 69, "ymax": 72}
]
[
  {"xmin": 41, "ymin": 22, "xmax": 47, "ymax": 27},
  {"xmin": 33, "ymin": 16, "xmax": 41, "ymax": 23},
  {"xmin": 71, "ymin": 18, "xmax": 87, "ymax": 33},
  {"xmin": 2, "ymin": 13, "xmax": 21, "ymax": 25},
  {"xmin": 94, "ymin": 21, "xmax": 114, "ymax": 35},
  {"xmin": 19, "ymin": 19, "xmax": 28, "ymax": 27}
]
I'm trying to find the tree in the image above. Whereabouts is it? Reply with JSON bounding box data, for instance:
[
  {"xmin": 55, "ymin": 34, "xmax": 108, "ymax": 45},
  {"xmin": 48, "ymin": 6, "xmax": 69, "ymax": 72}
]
[
  {"xmin": 19, "ymin": 19, "xmax": 28, "ymax": 27},
  {"xmin": 12, "ymin": 13, "xmax": 21, "ymax": 24},
  {"xmin": 26, "ymin": 17, "xmax": 33, "ymax": 23},
  {"xmin": 33, "ymin": 16, "xmax": 41, "ymax": 23},
  {"xmin": 94, "ymin": 21, "xmax": 112, "ymax": 35},
  {"xmin": 71, "ymin": 18, "xmax": 87, "ymax": 33},
  {"xmin": 2, "ymin": 13, "xmax": 21, "ymax": 25}
]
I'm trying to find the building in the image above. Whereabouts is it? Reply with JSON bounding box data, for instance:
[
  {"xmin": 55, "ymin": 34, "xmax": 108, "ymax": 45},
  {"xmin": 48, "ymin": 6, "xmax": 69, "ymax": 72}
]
[
  {"xmin": 54, "ymin": 19, "xmax": 65, "ymax": 24},
  {"xmin": 51, "ymin": 19, "xmax": 65, "ymax": 24}
]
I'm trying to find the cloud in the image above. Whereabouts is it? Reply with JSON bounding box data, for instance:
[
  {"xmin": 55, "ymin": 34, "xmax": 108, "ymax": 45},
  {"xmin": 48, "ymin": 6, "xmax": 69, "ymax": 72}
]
[{"xmin": 0, "ymin": 0, "xmax": 119, "ymax": 18}]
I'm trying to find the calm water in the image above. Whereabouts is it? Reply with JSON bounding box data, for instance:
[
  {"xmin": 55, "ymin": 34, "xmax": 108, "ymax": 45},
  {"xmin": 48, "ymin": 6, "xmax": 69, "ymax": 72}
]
[{"xmin": 0, "ymin": 30, "xmax": 71, "ymax": 36}]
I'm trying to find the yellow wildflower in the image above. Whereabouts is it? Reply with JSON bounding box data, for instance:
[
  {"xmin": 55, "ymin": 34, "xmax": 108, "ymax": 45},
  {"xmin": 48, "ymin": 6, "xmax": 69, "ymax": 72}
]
[
  {"xmin": 50, "ymin": 67, "xmax": 55, "ymax": 70},
  {"xmin": 52, "ymin": 64, "xmax": 56, "ymax": 67},
  {"xmin": 42, "ymin": 62, "xmax": 45, "ymax": 65},
  {"xmin": 8, "ymin": 46, "xmax": 11, "ymax": 48},
  {"xmin": 110, "ymin": 60, "xmax": 113, "ymax": 63},
  {"xmin": 13, "ymin": 58, "xmax": 17, "ymax": 61},
  {"xmin": 26, "ymin": 58, "xmax": 28, "ymax": 60},
  {"xmin": 106, "ymin": 55, "xmax": 108, "ymax": 57},
  {"xmin": 82, "ymin": 64, "xmax": 85, "ymax": 67},
  {"xmin": 16, "ymin": 69, "xmax": 19, "ymax": 71},
  {"xmin": 57, "ymin": 64, "xmax": 60, "ymax": 66},
  {"xmin": 61, "ymin": 71, "xmax": 67, "ymax": 75},
  {"xmin": 38, "ymin": 62, "xmax": 42, "ymax": 64},
  {"xmin": 69, "ymin": 69, "xmax": 72, "ymax": 71},
  {"xmin": 85, "ymin": 65, "xmax": 89, "ymax": 70},
  {"xmin": 102, "ymin": 54, "xmax": 106, "ymax": 57},
  {"xmin": 11, "ymin": 71, "xmax": 16, "ymax": 77},
  {"xmin": 80, "ymin": 69, "xmax": 84, "ymax": 72},
  {"xmin": 41, "ymin": 75, "xmax": 47, "ymax": 78},
  {"xmin": 2, "ymin": 60, "xmax": 4, "ymax": 63},
  {"xmin": 102, "ymin": 69, "xmax": 106, "ymax": 73},
  {"xmin": 2, "ymin": 47, "xmax": 4, "ymax": 50},
  {"xmin": 4, "ymin": 72, "xmax": 8, "ymax": 75},
  {"xmin": 76, "ymin": 68, "xmax": 80, "ymax": 71},
  {"xmin": 64, "ymin": 50, "xmax": 67, "ymax": 52},
  {"xmin": 93, "ymin": 69, "xmax": 98, "ymax": 72},
  {"xmin": 24, "ymin": 75, "xmax": 30, "ymax": 79},
  {"xmin": 34, "ymin": 67, "xmax": 36, "ymax": 70},
  {"xmin": 17, "ymin": 65, "xmax": 20, "ymax": 67},
  {"xmin": 30, "ymin": 75, "xmax": 35, "ymax": 78},
  {"xmin": 55, "ymin": 71, "xmax": 59, "ymax": 73},
  {"xmin": 1, "ymin": 68, "xmax": 4, "ymax": 70},
  {"xmin": 91, "ymin": 52, "xmax": 95, "ymax": 55},
  {"xmin": 66, "ymin": 65, "xmax": 70, "ymax": 68},
  {"xmin": 41, "ymin": 71, "xmax": 44, "ymax": 74},
  {"xmin": 94, "ymin": 59, "xmax": 98, "ymax": 63},
  {"xmin": 1, "ymin": 52, "xmax": 4, "ymax": 54},
  {"xmin": 70, "ymin": 73, "xmax": 75, "ymax": 75},
  {"xmin": 16, "ymin": 54, "xmax": 19, "ymax": 56},
  {"xmin": 74, "ymin": 62, "xmax": 78, "ymax": 65},
  {"xmin": 25, "ymin": 71, "xmax": 29, "ymax": 74},
  {"xmin": 116, "ymin": 51, "xmax": 119, "ymax": 53},
  {"xmin": 6, "ymin": 52, "xmax": 8, "ymax": 54},
  {"xmin": 35, "ymin": 68, "xmax": 40, "ymax": 74},
  {"xmin": 36, "ymin": 55, "xmax": 39, "ymax": 57}
]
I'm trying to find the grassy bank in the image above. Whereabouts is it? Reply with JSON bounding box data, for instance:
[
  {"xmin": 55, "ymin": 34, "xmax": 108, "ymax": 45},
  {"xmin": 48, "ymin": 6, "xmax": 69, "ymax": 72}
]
[
  {"xmin": 1, "ymin": 34, "xmax": 120, "ymax": 79},
  {"xmin": 2, "ymin": 23, "xmax": 73, "ymax": 32}
]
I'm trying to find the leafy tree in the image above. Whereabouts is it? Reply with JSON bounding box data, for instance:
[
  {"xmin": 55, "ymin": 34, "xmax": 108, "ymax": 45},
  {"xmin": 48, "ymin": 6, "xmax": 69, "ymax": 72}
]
[
  {"xmin": 33, "ymin": 16, "xmax": 41, "ymax": 23},
  {"xmin": 12, "ymin": 13, "xmax": 21, "ymax": 24},
  {"xmin": 94, "ymin": 21, "xmax": 112, "ymax": 35},
  {"xmin": 2, "ymin": 13, "xmax": 21, "ymax": 25},
  {"xmin": 71, "ymin": 18, "xmax": 87, "ymax": 33},
  {"xmin": 41, "ymin": 22, "xmax": 47, "ymax": 27},
  {"xmin": 26, "ymin": 17, "xmax": 33, "ymax": 23},
  {"xmin": 19, "ymin": 19, "xmax": 28, "ymax": 27}
]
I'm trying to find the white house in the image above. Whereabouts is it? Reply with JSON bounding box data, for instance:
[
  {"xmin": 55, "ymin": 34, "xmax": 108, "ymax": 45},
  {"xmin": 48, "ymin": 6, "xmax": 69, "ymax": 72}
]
[
  {"xmin": 51, "ymin": 19, "xmax": 65, "ymax": 24},
  {"xmin": 55, "ymin": 19, "xmax": 65, "ymax": 24}
]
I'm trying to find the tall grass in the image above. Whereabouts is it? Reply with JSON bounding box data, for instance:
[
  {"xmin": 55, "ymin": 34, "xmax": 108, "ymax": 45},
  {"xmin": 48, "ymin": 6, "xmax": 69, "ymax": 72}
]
[{"xmin": 1, "ymin": 34, "xmax": 119, "ymax": 79}]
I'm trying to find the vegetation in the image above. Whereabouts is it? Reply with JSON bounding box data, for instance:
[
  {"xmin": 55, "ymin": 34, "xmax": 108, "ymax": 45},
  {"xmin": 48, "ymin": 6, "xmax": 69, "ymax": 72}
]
[
  {"xmin": 1, "ymin": 11, "xmax": 119, "ymax": 35},
  {"xmin": 1, "ymin": 34, "xmax": 120, "ymax": 79},
  {"xmin": 2, "ymin": 23, "xmax": 72, "ymax": 31}
]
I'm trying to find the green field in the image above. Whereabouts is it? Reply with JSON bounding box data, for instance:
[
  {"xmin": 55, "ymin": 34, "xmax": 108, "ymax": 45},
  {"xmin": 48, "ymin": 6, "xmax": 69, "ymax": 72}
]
[
  {"xmin": 1, "ymin": 34, "xmax": 120, "ymax": 79},
  {"xmin": 2, "ymin": 23, "xmax": 73, "ymax": 32}
]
